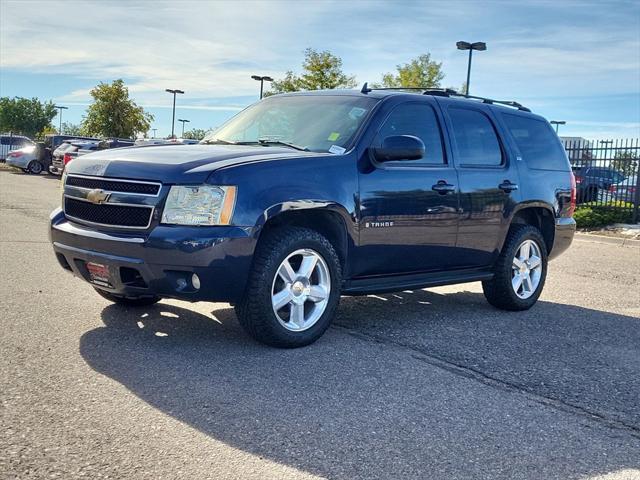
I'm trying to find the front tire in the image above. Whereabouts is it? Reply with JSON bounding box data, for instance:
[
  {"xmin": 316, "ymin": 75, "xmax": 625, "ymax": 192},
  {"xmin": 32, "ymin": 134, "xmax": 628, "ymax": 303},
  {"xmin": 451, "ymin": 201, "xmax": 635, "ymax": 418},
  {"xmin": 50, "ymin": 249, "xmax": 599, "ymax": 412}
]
[
  {"xmin": 94, "ymin": 288, "xmax": 161, "ymax": 307},
  {"xmin": 235, "ymin": 227, "xmax": 342, "ymax": 348},
  {"xmin": 482, "ymin": 224, "xmax": 548, "ymax": 311}
]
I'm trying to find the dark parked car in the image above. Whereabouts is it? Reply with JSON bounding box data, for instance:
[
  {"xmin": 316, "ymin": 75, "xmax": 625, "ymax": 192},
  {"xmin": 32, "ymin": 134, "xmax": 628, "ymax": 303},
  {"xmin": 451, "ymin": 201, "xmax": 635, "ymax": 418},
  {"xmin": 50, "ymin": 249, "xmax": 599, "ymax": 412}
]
[
  {"xmin": 50, "ymin": 140, "xmax": 100, "ymax": 175},
  {"xmin": 44, "ymin": 134, "xmax": 101, "ymax": 151},
  {"xmin": 50, "ymin": 138, "xmax": 136, "ymax": 174},
  {"xmin": 50, "ymin": 87, "xmax": 575, "ymax": 347},
  {"xmin": 572, "ymin": 165, "xmax": 625, "ymax": 203}
]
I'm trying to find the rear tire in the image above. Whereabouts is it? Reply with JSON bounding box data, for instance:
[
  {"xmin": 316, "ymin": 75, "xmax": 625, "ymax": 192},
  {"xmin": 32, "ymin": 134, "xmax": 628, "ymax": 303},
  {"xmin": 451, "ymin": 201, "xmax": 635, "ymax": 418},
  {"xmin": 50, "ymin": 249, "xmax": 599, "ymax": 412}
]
[
  {"xmin": 235, "ymin": 227, "xmax": 342, "ymax": 348},
  {"xmin": 27, "ymin": 161, "xmax": 43, "ymax": 175},
  {"xmin": 94, "ymin": 288, "xmax": 161, "ymax": 307},
  {"xmin": 482, "ymin": 224, "xmax": 548, "ymax": 311}
]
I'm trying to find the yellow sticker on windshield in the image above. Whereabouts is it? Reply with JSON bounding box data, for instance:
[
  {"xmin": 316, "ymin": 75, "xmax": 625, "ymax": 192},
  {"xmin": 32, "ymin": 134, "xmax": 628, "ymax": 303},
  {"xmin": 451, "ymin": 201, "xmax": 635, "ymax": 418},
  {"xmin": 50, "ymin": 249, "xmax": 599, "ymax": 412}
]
[{"xmin": 327, "ymin": 132, "xmax": 340, "ymax": 141}]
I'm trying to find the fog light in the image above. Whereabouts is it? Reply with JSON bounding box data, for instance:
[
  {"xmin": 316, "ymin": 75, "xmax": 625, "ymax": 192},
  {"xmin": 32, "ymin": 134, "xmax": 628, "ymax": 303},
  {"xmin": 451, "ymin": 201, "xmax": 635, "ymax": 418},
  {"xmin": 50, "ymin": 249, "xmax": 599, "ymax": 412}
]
[{"xmin": 191, "ymin": 273, "xmax": 201, "ymax": 290}]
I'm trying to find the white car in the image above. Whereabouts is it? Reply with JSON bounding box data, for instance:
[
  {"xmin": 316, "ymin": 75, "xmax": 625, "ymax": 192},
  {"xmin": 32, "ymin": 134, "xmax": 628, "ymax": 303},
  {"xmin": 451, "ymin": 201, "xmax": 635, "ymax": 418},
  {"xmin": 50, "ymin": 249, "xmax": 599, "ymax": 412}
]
[
  {"xmin": 609, "ymin": 176, "xmax": 638, "ymax": 203},
  {"xmin": 5, "ymin": 145, "xmax": 44, "ymax": 174},
  {"xmin": 0, "ymin": 134, "xmax": 34, "ymax": 161}
]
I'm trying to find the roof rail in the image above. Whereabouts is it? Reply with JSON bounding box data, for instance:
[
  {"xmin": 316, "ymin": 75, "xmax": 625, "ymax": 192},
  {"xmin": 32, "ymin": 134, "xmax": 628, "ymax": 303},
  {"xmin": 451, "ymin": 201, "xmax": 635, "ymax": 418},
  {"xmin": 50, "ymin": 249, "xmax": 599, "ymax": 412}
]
[
  {"xmin": 433, "ymin": 90, "xmax": 531, "ymax": 112},
  {"xmin": 359, "ymin": 83, "xmax": 531, "ymax": 112}
]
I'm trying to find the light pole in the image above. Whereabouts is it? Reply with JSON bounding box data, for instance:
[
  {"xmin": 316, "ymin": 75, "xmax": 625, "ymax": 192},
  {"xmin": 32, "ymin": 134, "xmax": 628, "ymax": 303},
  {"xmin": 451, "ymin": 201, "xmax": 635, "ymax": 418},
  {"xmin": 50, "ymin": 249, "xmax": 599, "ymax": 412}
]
[
  {"xmin": 550, "ymin": 120, "xmax": 566, "ymax": 134},
  {"xmin": 251, "ymin": 75, "xmax": 273, "ymax": 99},
  {"xmin": 178, "ymin": 119, "xmax": 190, "ymax": 137},
  {"xmin": 456, "ymin": 41, "xmax": 486, "ymax": 95},
  {"xmin": 54, "ymin": 105, "xmax": 68, "ymax": 134},
  {"xmin": 165, "ymin": 89, "xmax": 184, "ymax": 138}
]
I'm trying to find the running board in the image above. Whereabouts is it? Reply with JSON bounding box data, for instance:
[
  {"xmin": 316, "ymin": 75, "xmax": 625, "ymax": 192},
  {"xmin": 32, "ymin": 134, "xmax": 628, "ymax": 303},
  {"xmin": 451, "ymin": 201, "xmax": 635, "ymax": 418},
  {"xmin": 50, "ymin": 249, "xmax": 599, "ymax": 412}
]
[{"xmin": 342, "ymin": 269, "xmax": 494, "ymax": 295}]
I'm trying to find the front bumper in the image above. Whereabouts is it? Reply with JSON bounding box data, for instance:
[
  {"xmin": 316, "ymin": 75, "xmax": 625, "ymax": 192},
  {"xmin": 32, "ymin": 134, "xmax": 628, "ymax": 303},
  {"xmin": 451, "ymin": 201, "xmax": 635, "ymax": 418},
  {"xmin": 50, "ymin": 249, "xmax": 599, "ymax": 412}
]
[
  {"xmin": 49, "ymin": 158, "xmax": 64, "ymax": 175},
  {"xmin": 50, "ymin": 208, "xmax": 256, "ymax": 302},
  {"xmin": 549, "ymin": 217, "xmax": 576, "ymax": 260}
]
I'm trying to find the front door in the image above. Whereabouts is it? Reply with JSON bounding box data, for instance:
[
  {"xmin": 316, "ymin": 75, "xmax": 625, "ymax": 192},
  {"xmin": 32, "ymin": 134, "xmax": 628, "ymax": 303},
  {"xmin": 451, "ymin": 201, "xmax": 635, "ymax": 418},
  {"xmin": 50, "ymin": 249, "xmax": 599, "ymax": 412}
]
[{"xmin": 355, "ymin": 100, "xmax": 460, "ymax": 277}]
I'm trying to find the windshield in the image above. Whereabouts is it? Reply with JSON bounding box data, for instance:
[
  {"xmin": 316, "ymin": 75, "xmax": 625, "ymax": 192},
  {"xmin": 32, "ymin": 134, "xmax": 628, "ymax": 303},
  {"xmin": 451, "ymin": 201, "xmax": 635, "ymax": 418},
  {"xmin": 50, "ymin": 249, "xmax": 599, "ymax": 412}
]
[{"xmin": 202, "ymin": 95, "xmax": 377, "ymax": 153}]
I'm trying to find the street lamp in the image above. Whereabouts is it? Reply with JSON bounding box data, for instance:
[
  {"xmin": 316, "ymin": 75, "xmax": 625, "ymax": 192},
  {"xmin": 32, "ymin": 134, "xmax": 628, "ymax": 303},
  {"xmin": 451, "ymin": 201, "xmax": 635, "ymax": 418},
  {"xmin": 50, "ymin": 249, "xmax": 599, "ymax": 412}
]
[
  {"xmin": 165, "ymin": 88, "xmax": 184, "ymax": 138},
  {"xmin": 251, "ymin": 75, "xmax": 273, "ymax": 99},
  {"xmin": 178, "ymin": 119, "xmax": 190, "ymax": 137},
  {"xmin": 550, "ymin": 120, "xmax": 566, "ymax": 134},
  {"xmin": 456, "ymin": 41, "xmax": 486, "ymax": 95},
  {"xmin": 54, "ymin": 105, "xmax": 68, "ymax": 134}
]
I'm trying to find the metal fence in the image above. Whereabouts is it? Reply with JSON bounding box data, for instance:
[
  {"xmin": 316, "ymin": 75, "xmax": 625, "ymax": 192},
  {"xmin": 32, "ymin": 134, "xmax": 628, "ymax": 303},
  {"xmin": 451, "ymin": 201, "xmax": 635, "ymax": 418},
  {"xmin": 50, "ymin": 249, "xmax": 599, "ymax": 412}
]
[
  {"xmin": 561, "ymin": 138, "xmax": 640, "ymax": 223},
  {"xmin": 0, "ymin": 132, "xmax": 33, "ymax": 162}
]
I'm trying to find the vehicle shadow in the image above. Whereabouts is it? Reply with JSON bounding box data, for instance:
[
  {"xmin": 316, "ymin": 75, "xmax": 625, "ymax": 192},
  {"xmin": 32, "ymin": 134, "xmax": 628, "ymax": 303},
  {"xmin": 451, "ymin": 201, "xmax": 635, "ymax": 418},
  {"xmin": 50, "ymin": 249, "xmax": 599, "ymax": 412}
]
[{"xmin": 80, "ymin": 291, "xmax": 640, "ymax": 480}]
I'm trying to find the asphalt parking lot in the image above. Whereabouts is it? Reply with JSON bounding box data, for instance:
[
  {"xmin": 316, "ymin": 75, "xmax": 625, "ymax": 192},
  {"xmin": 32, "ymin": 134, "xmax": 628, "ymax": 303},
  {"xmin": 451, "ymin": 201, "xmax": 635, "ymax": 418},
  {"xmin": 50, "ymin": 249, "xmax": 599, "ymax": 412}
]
[{"xmin": 1, "ymin": 169, "xmax": 639, "ymax": 480}]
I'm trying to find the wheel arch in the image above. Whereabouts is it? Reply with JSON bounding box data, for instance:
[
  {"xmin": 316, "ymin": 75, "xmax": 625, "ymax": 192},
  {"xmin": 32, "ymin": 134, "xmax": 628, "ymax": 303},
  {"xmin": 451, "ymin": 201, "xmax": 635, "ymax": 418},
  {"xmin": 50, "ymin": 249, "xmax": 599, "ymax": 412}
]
[
  {"xmin": 508, "ymin": 202, "xmax": 555, "ymax": 254},
  {"xmin": 254, "ymin": 202, "xmax": 354, "ymax": 276}
]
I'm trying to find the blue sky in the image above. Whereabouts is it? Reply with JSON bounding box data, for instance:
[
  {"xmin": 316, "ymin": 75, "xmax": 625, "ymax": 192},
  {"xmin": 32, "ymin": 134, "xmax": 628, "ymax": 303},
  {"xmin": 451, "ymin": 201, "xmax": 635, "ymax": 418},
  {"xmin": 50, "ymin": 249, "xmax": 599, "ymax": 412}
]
[{"xmin": 1, "ymin": 0, "xmax": 639, "ymax": 139}]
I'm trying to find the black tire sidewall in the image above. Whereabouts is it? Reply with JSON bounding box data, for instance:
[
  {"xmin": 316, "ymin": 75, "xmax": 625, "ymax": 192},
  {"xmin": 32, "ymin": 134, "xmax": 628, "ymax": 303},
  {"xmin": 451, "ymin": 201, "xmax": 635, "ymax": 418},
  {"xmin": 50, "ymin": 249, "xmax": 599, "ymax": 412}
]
[
  {"xmin": 484, "ymin": 225, "xmax": 548, "ymax": 311},
  {"xmin": 503, "ymin": 228, "xmax": 547, "ymax": 309},
  {"xmin": 240, "ymin": 228, "xmax": 342, "ymax": 347},
  {"xmin": 28, "ymin": 161, "xmax": 42, "ymax": 174}
]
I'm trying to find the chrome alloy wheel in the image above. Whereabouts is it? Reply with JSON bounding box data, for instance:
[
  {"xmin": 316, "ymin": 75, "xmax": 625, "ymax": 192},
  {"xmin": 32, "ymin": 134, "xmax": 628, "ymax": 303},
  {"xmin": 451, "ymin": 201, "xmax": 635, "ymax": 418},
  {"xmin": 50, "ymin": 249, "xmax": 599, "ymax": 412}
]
[
  {"xmin": 511, "ymin": 239, "xmax": 543, "ymax": 299},
  {"xmin": 271, "ymin": 248, "xmax": 331, "ymax": 332}
]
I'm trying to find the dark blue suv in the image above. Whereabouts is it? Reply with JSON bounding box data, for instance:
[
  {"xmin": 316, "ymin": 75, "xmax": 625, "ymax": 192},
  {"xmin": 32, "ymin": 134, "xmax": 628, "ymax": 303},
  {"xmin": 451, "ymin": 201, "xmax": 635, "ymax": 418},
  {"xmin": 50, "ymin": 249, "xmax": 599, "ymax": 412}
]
[{"xmin": 50, "ymin": 88, "xmax": 576, "ymax": 347}]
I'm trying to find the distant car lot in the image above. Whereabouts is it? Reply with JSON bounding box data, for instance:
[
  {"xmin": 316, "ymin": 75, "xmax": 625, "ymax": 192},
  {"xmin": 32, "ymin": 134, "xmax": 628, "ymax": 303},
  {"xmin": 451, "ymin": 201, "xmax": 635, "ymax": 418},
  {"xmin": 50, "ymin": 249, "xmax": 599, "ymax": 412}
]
[{"xmin": 1, "ymin": 170, "xmax": 639, "ymax": 479}]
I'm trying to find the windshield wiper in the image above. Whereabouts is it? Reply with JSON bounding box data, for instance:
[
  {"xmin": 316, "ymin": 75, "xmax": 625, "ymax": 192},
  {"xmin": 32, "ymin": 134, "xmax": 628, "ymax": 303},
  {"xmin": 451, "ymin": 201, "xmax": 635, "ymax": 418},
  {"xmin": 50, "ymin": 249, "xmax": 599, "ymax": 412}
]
[
  {"xmin": 256, "ymin": 138, "xmax": 309, "ymax": 151},
  {"xmin": 204, "ymin": 138, "xmax": 308, "ymax": 151},
  {"xmin": 201, "ymin": 139, "xmax": 237, "ymax": 145}
]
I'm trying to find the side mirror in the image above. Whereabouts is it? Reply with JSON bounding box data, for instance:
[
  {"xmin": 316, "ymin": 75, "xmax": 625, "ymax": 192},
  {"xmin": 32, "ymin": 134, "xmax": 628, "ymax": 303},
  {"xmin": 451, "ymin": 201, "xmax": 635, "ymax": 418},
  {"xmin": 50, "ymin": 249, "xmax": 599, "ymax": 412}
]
[{"xmin": 372, "ymin": 135, "xmax": 425, "ymax": 162}]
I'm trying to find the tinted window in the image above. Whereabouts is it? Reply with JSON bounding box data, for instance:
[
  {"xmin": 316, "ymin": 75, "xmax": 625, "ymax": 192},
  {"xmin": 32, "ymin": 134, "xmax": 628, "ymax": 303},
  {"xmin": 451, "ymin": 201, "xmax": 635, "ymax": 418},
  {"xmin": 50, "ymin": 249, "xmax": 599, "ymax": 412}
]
[
  {"xmin": 449, "ymin": 108, "xmax": 502, "ymax": 166},
  {"xmin": 0, "ymin": 137, "xmax": 9, "ymax": 145},
  {"xmin": 377, "ymin": 103, "xmax": 444, "ymax": 164},
  {"xmin": 503, "ymin": 114, "xmax": 569, "ymax": 170}
]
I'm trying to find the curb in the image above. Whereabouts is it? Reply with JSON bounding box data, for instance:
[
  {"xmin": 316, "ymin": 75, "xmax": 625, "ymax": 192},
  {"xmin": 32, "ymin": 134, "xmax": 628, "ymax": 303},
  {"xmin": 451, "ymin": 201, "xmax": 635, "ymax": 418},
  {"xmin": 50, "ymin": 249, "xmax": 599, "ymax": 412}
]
[{"xmin": 575, "ymin": 232, "xmax": 640, "ymax": 248}]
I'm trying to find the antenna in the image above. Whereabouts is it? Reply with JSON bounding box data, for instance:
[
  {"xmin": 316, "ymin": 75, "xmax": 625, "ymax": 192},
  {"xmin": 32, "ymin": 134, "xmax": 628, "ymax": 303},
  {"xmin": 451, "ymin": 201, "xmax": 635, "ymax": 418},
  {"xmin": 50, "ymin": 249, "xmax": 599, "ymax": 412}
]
[{"xmin": 360, "ymin": 82, "xmax": 372, "ymax": 94}]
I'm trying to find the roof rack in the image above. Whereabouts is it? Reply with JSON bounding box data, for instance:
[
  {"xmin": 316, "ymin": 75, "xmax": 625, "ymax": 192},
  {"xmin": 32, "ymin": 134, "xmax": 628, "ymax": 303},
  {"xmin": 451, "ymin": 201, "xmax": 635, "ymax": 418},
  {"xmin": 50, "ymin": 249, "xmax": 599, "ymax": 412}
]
[{"xmin": 359, "ymin": 83, "xmax": 531, "ymax": 112}]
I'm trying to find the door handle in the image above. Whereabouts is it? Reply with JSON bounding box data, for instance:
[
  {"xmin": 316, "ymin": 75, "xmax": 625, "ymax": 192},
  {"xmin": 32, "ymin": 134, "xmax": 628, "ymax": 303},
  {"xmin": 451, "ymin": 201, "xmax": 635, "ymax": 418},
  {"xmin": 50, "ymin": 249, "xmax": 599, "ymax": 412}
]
[
  {"xmin": 432, "ymin": 181, "xmax": 455, "ymax": 195},
  {"xmin": 499, "ymin": 180, "xmax": 519, "ymax": 193}
]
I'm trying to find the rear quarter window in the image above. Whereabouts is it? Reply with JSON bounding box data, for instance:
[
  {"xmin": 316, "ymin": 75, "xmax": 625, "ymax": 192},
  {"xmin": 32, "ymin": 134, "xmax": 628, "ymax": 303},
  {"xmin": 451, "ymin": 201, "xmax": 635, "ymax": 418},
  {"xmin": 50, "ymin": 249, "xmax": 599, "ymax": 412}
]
[{"xmin": 502, "ymin": 113, "xmax": 569, "ymax": 171}]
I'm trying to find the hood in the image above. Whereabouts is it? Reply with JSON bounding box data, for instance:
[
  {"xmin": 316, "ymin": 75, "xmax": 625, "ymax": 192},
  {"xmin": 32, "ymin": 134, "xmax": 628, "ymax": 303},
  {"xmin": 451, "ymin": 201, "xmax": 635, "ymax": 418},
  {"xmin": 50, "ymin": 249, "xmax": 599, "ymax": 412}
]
[{"xmin": 65, "ymin": 144, "xmax": 320, "ymax": 183}]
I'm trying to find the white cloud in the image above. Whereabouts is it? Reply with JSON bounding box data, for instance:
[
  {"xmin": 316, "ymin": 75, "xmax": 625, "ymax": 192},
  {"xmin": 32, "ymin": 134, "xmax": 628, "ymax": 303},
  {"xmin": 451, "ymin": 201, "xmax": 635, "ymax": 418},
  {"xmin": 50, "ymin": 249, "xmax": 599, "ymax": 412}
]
[{"xmin": 0, "ymin": 0, "xmax": 638, "ymax": 133}]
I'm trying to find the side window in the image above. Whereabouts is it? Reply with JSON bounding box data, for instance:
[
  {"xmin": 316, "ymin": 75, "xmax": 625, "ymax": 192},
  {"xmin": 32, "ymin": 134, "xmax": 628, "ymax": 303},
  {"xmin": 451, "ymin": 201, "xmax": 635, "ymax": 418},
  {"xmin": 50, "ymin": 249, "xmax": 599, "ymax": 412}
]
[
  {"xmin": 377, "ymin": 103, "xmax": 444, "ymax": 165},
  {"xmin": 0, "ymin": 137, "xmax": 9, "ymax": 146},
  {"xmin": 449, "ymin": 108, "xmax": 502, "ymax": 166},
  {"xmin": 502, "ymin": 113, "xmax": 568, "ymax": 171}
]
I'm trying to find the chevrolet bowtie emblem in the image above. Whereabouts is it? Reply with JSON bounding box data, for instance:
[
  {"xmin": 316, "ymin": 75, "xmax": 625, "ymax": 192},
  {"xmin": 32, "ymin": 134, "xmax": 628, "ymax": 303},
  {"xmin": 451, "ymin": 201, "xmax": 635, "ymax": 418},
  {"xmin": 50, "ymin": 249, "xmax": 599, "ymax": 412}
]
[{"xmin": 86, "ymin": 189, "xmax": 110, "ymax": 204}]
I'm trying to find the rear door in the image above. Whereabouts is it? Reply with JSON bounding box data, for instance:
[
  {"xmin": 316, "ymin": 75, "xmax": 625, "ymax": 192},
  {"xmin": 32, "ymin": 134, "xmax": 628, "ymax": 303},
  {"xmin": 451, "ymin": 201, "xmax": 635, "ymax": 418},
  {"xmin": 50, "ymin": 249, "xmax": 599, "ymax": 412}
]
[
  {"xmin": 440, "ymin": 102, "xmax": 521, "ymax": 268},
  {"xmin": 356, "ymin": 99, "xmax": 460, "ymax": 276}
]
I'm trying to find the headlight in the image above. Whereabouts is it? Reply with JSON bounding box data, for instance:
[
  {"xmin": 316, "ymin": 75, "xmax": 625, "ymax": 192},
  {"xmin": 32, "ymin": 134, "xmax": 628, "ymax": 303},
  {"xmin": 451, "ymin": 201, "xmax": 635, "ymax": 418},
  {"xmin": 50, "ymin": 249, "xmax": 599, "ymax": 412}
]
[
  {"xmin": 60, "ymin": 170, "xmax": 67, "ymax": 198},
  {"xmin": 161, "ymin": 185, "xmax": 237, "ymax": 226}
]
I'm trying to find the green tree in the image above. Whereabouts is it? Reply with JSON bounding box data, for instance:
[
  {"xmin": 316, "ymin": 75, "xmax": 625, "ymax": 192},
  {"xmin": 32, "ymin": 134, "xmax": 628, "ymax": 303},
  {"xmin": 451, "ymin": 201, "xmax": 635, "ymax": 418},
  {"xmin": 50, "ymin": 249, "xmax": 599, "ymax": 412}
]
[
  {"xmin": 0, "ymin": 96, "xmax": 57, "ymax": 138},
  {"xmin": 183, "ymin": 128, "xmax": 209, "ymax": 140},
  {"xmin": 82, "ymin": 80, "xmax": 153, "ymax": 138},
  {"xmin": 61, "ymin": 122, "xmax": 84, "ymax": 136},
  {"xmin": 375, "ymin": 54, "xmax": 445, "ymax": 89},
  {"xmin": 611, "ymin": 150, "xmax": 639, "ymax": 177},
  {"xmin": 267, "ymin": 48, "xmax": 357, "ymax": 95}
]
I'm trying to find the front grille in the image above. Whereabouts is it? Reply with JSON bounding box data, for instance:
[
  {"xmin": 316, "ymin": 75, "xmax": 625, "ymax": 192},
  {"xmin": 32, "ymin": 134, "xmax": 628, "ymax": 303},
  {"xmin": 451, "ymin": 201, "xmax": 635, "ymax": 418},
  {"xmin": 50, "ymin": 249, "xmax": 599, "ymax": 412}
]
[
  {"xmin": 66, "ymin": 176, "xmax": 160, "ymax": 195},
  {"xmin": 65, "ymin": 197, "xmax": 152, "ymax": 228}
]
